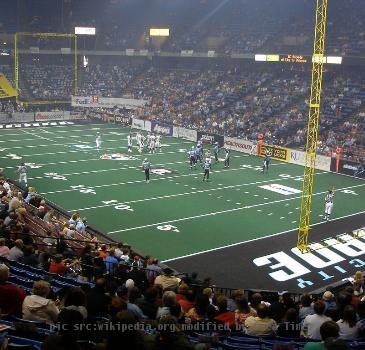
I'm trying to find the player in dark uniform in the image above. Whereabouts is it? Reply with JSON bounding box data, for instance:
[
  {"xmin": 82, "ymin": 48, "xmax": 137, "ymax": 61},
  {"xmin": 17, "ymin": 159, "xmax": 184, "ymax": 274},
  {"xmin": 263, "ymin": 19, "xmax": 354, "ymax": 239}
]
[
  {"xmin": 262, "ymin": 152, "xmax": 270, "ymax": 174},
  {"xmin": 224, "ymin": 148, "xmax": 230, "ymax": 168},
  {"xmin": 188, "ymin": 147, "xmax": 196, "ymax": 170},
  {"xmin": 142, "ymin": 158, "xmax": 151, "ymax": 183},
  {"xmin": 213, "ymin": 142, "xmax": 219, "ymax": 162},
  {"xmin": 202, "ymin": 159, "xmax": 211, "ymax": 182}
]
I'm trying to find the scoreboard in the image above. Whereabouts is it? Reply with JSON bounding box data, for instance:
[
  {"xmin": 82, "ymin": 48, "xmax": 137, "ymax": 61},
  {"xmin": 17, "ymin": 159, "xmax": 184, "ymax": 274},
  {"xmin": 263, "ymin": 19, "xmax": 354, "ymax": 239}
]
[{"xmin": 255, "ymin": 54, "xmax": 342, "ymax": 64}]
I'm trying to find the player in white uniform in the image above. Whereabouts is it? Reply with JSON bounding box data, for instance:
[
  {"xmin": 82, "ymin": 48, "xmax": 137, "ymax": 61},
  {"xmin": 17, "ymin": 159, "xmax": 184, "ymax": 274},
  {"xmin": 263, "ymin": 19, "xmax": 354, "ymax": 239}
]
[
  {"xmin": 96, "ymin": 132, "xmax": 101, "ymax": 150},
  {"xmin": 155, "ymin": 134, "xmax": 161, "ymax": 151},
  {"xmin": 17, "ymin": 162, "xmax": 28, "ymax": 186},
  {"xmin": 127, "ymin": 134, "xmax": 133, "ymax": 153},
  {"xmin": 250, "ymin": 139, "xmax": 257, "ymax": 156},
  {"xmin": 324, "ymin": 189, "xmax": 334, "ymax": 221},
  {"xmin": 149, "ymin": 134, "xmax": 156, "ymax": 153}
]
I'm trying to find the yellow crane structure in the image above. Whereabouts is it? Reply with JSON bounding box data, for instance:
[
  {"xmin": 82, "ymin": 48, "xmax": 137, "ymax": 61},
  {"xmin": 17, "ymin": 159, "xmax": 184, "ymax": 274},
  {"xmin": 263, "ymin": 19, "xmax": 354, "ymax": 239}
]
[{"xmin": 297, "ymin": 0, "xmax": 328, "ymax": 253}]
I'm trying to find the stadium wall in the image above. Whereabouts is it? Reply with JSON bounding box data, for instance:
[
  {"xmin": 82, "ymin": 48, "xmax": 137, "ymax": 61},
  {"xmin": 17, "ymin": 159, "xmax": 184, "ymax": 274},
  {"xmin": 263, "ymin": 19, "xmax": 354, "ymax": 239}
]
[{"xmin": 0, "ymin": 111, "xmax": 87, "ymax": 124}]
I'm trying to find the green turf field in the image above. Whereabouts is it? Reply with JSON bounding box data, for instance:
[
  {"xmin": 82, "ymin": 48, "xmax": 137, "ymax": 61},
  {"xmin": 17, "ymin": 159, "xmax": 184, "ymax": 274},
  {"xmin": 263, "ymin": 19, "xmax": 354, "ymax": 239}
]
[{"xmin": 1, "ymin": 123, "xmax": 364, "ymax": 262}]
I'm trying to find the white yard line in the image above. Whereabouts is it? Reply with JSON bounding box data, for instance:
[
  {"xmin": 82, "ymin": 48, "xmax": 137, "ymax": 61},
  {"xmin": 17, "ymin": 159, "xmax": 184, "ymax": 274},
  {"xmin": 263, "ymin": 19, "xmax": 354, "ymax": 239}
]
[
  {"xmin": 161, "ymin": 210, "xmax": 365, "ymax": 263},
  {"xmin": 42, "ymin": 163, "xmax": 287, "ymax": 195},
  {"xmin": 107, "ymin": 183, "xmax": 365, "ymax": 235},
  {"xmin": 70, "ymin": 172, "xmax": 326, "ymax": 212}
]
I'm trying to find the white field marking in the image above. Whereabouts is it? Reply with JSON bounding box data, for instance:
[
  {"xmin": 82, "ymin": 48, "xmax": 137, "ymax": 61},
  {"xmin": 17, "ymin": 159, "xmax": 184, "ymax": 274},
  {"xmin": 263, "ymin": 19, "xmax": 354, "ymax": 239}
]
[
  {"xmin": 43, "ymin": 163, "xmax": 288, "ymax": 196},
  {"xmin": 0, "ymin": 139, "xmax": 187, "ymax": 151},
  {"xmin": 28, "ymin": 160, "xmax": 187, "ymax": 180},
  {"xmin": 161, "ymin": 209, "xmax": 365, "ymax": 263},
  {"xmin": 0, "ymin": 141, "xmax": 194, "ymax": 159},
  {"xmin": 20, "ymin": 128, "xmax": 54, "ymax": 143},
  {"xmin": 107, "ymin": 183, "xmax": 365, "ymax": 236},
  {"xmin": 0, "ymin": 125, "xmax": 127, "ymax": 136}
]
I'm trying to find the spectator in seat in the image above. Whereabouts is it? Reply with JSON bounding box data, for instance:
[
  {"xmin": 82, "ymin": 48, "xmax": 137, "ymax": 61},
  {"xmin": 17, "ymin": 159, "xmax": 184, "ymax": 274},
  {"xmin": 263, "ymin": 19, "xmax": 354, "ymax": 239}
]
[
  {"xmin": 76, "ymin": 217, "xmax": 87, "ymax": 234},
  {"xmin": 63, "ymin": 288, "xmax": 88, "ymax": 320},
  {"xmin": 20, "ymin": 226, "xmax": 34, "ymax": 246},
  {"xmin": 336, "ymin": 305, "xmax": 359, "ymax": 339},
  {"xmin": 156, "ymin": 290, "xmax": 179, "ymax": 320},
  {"xmin": 49, "ymin": 255, "xmax": 79, "ymax": 276},
  {"xmin": 178, "ymin": 288, "xmax": 196, "ymax": 314},
  {"xmin": 213, "ymin": 295, "xmax": 235, "ymax": 329},
  {"xmin": 22, "ymin": 280, "xmax": 59, "ymax": 324},
  {"xmin": 186, "ymin": 293, "xmax": 210, "ymax": 321},
  {"xmin": 277, "ymin": 308, "xmax": 301, "ymax": 338},
  {"xmin": 352, "ymin": 271, "xmax": 364, "ymax": 296},
  {"xmin": 43, "ymin": 309, "xmax": 84, "ymax": 350},
  {"xmin": 245, "ymin": 303, "xmax": 277, "ymax": 336},
  {"xmin": 0, "ymin": 264, "xmax": 26, "ymax": 317},
  {"xmin": 86, "ymin": 278, "xmax": 111, "ymax": 318},
  {"xmin": 19, "ymin": 245, "xmax": 39, "ymax": 267},
  {"xmin": 105, "ymin": 249, "xmax": 118, "ymax": 274},
  {"xmin": 299, "ymin": 294, "xmax": 314, "ymax": 322},
  {"xmin": 154, "ymin": 267, "xmax": 181, "ymax": 291},
  {"xmin": 234, "ymin": 296, "xmax": 257, "ymax": 327},
  {"xmin": 114, "ymin": 242, "xmax": 124, "ymax": 259},
  {"xmin": 303, "ymin": 320, "xmax": 341, "ymax": 350},
  {"xmin": 135, "ymin": 287, "xmax": 159, "ymax": 320},
  {"xmin": 301, "ymin": 301, "xmax": 331, "ymax": 339},
  {"xmin": 39, "ymin": 251, "xmax": 51, "ymax": 271},
  {"xmin": 0, "ymin": 238, "xmax": 10, "ymax": 258},
  {"xmin": 8, "ymin": 239, "xmax": 24, "ymax": 261},
  {"xmin": 145, "ymin": 257, "xmax": 162, "ymax": 282}
]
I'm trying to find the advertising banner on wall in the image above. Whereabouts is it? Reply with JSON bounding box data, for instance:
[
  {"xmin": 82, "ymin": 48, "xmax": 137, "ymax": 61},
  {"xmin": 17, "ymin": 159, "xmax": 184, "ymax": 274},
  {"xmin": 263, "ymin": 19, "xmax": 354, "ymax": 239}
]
[
  {"xmin": 330, "ymin": 158, "xmax": 365, "ymax": 179},
  {"xmin": 173, "ymin": 127, "xmax": 197, "ymax": 141},
  {"xmin": 260, "ymin": 144, "xmax": 289, "ymax": 162},
  {"xmin": 71, "ymin": 96, "xmax": 148, "ymax": 109},
  {"xmin": 197, "ymin": 132, "xmax": 224, "ymax": 147},
  {"xmin": 114, "ymin": 115, "xmax": 132, "ymax": 125},
  {"xmin": 289, "ymin": 149, "xmax": 331, "ymax": 172},
  {"xmin": 151, "ymin": 121, "xmax": 173, "ymax": 136},
  {"xmin": 34, "ymin": 111, "xmax": 67, "ymax": 121},
  {"xmin": 224, "ymin": 137, "xmax": 253, "ymax": 154},
  {"xmin": 131, "ymin": 118, "xmax": 145, "ymax": 130},
  {"xmin": 9, "ymin": 112, "xmax": 34, "ymax": 123}
]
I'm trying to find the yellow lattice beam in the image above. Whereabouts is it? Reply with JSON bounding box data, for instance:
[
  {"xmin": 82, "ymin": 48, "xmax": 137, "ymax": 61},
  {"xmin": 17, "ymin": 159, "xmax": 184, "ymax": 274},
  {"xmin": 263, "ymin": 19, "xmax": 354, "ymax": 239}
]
[{"xmin": 297, "ymin": 0, "xmax": 328, "ymax": 253}]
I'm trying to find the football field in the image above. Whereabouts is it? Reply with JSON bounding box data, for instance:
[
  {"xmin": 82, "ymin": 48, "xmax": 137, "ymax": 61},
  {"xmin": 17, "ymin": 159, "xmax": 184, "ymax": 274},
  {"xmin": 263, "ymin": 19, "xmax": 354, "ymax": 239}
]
[{"xmin": 1, "ymin": 122, "xmax": 365, "ymax": 285}]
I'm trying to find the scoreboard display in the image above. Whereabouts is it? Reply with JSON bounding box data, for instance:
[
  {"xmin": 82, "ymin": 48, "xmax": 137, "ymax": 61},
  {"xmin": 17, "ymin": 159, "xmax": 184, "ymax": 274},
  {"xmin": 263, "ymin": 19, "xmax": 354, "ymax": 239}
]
[{"xmin": 279, "ymin": 54, "xmax": 307, "ymax": 63}]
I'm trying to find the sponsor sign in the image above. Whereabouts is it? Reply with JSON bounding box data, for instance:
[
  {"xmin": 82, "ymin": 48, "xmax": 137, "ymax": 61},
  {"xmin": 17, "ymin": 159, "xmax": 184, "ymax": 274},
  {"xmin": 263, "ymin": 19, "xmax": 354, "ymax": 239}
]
[
  {"xmin": 10, "ymin": 112, "xmax": 34, "ymax": 123},
  {"xmin": 224, "ymin": 137, "xmax": 253, "ymax": 154},
  {"xmin": 253, "ymin": 229, "xmax": 365, "ymax": 290},
  {"xmin": 331, "ymin": 158, "xmax": 365, "ymax": 179},
  {"xmin": 100, "ymin": 153, "xmax": 136, "ymax": 160},
  {"xmin": 260, "ymin": 144, "xmax": 289, "ymax": 162},
  {"xmin": 151, "ymin": 121, "xmax": 173, "ymax": 136},
  {"xmin": 115, "ymin": 116, "xmax": 131, "ymax": 125},
  {"xmin": 132, "ymin": 118, "xmax": 144, "ymax": 130},
  {"xmin": 173, "ymin": 127, "xmax": 197, "ymax": 142},
  {"xmin": 259, "ymin": 184, "xmax": 301, "ymax": 196},
  {"xmin": 71, "ymin": 96, "xmax": 148, "ymax": 109},
  {"xmin": 197, "ymin": 132, "xmax": 224, "ymax": 147},
  {"xmin": 144, "ymin": 120, "xmax": 152, "ymax": 132},
  {"xmin": 34, "ymin": 111, "xmax": 68, "ymax": 121},
  {"xmin": 68, "ymin": 112, "xmax": 87, "ymax": 120},
  {"xmin": 289, "ymin": 149, "xmax": 331, "ymax": 171},
  {"xmin": 71, "ymin": 144, "xmax": 93, "ymax": 150},
  {"xmin": 150, "ymin": 168, "xmax": 173, "ymax": 176}
]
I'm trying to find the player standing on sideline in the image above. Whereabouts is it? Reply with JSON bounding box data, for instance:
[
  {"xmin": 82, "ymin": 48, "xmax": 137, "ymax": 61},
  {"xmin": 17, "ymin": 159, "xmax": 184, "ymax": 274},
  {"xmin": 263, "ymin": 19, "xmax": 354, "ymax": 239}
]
[
  {"xmin": 127, "ymin": 133, "xmax": 133, "ymax": 153},
  {"xmin": 155, "ymin": 134, "xmax": 161, "ymax": 152},
  {"xmin": 262, "ymin": 151, "xmax": 270, "ymax": 174},
  {"xmin": 324, "ymin": 189, "xmax": 334, "ymax": 221},
  {"xmin": 213, "ymin": 142, "xmax": 219, "ymax": 162},
  {"xmin": 251, "ymin": 139, "xmax": 257, "ymax": 156},
  {"xmin": 202, "ymin": 158, "xmax": 211, "ymax": 182},
  {"xmin": 224, "ymin": 148, "xmax": 230, "ymax": 168},
  {"xmin": 17, "ymin": 162, "xmax": 28, "ymax": 186},
  {"xmin": 96, "ymin": 132, "xmax": 101, "ymax": 151},
  {"xmin": 149, "ymin": 134, "xmax": 156, "ymax": 154},
  {"xmin": 188, "ymin": 147, "xmax": 196, "ymax": 170},
  {"xmin": 142, "ymin": 158, "xmax": 151, "ymax": 183}
]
